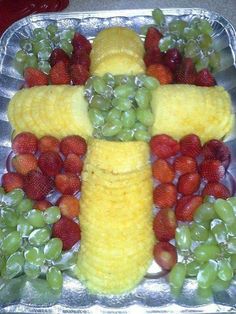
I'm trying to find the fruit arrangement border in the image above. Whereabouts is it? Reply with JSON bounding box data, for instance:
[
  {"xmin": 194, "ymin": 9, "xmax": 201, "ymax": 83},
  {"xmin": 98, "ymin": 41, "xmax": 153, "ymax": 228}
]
[{"xmin": 0, "ymin": 7, "xmax": 236, "ymax": 313}]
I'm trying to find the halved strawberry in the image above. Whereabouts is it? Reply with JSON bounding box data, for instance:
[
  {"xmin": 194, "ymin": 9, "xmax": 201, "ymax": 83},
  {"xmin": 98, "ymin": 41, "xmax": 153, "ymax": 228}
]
[
  {"xmin": 12, "ymin": 132, "xmax": 38, "ymax": 154},
  {"xmin": 199, "ymin": 159, "xmax": 225, "ymax": 182},
  {"xmin": 38, "ymin": 151, "xmax": 63, "ymax": 177},
  {"xmin": 58, "ymin": 195, "xmax": 80, "ymax": 219},
  {"xmin": 144, "ymin": 27, "xmax": 163, "ymax": 51},
  {"xmin": 63, "ymin": 153, "xmax": 83, "ymax": 174},
  {"xmin": 153, "ymin": 208, "xmax": 177, "ymax": 241},
  {"xmin": 38, "ymin": 135, "xmax": 60, "ymax": 153},
  {"xmin": 146, "ymin": 63, "xmax": 173, "ymax": 84},
  {"xmin": 49, "ymin": 48, "xmax": 70, "ymax": 67},
  {"xmin": 55, "ymin": 173, "xmax": 81, "ymax": 195},
  {"xmin": 60, "ymin": 135, "xmax": 87, "ymax": 157},
  {"xmin": 202, "ymin": 182, "xmax": 230, "ymax": 199},
  {"xmin": 153, "ymin": 183, "xmax": 177, "ymax": 209},
  {"xmin": 12, "ymin": 153, "xmax": 38, "ymax": 175},
  {"xmin": 70, "ymin": 64, "xmax": 89, "ymax": 85},
  {"xmin": 34, "ymin": 200, "xmax": 53, "ymax": 211},
  {"xmin": 175, "ymin": 58, "xmax": 196, "ymax": 84},
  {"xmin": 163, "ymin": 48, "xmax": 182, "ymax": 72},
  {"xmin": 49, "ymin": 61, "xmax": 70, "ymax": 85},
  {"xmin": 202, "ymin": 139, "xmax": 231, "ymax": 170},
  {"xmin": 174, "ymin": 155, "xmax": 197, "ymax": 175},
  {"xmin": 150, "ymin": 134, "xmax": 180, "ymax": 159},
  {"xmin": 177, "ymin": 172, "xmax": 201, "ymax": 195},
  {"xmin": 152, "ymin": 159, "xmax": 174, "ymax": 183},
  {"xmin": 1, "ymin": 172, "xmax": 24, "ymax": 192},
  {"xmin": 175, "ymin": 195, "xmax": 203, "ymax": 221},
  {"xmin": 153, "ymin": 242, "xmax": 177, "ymax": 270},
  {"xmin": 70, "ymin": 49, "xmax": 90, "ymax": 70},
  {"xmin": 72, "ymin": 32, "xmax": 92, "ymax": 54},
  {"xmin": 143, "ymin": 47, "xmax": 163, "ymax": 67},
  {"xmin": 195, "ymin": 69, "xmax": 216, "ymax": 87},
  {"xmin": 179, "ymin": 134, "xmax": 202, "ymax": 158},
  {"xmin": 24, "ymin": 67, "xmax": 48, "ymax": 87}
]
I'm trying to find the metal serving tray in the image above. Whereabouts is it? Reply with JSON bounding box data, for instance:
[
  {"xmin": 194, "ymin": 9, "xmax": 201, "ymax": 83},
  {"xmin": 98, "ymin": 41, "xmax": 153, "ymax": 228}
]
[{"xmin": 0, "ymin": 8, "xmax": 236, "ymax": 313}]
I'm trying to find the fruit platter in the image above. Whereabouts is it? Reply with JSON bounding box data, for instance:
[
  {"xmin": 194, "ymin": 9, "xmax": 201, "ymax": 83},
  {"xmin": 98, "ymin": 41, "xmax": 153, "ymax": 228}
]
[{"xmin": 0, "ymin": 7, "xmax": 236, "ymax": 313}]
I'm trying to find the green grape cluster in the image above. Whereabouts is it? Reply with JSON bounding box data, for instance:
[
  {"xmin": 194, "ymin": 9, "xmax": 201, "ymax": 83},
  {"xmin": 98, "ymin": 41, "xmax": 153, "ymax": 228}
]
[
  {"xmin": 149, "ymin": 8, "xmax": 221, "ymax": 72},
  {"xmin": 14, "ymin": 23, "xmax": 75, "ymax": 74},
  {"xmin": 0, "ymin": 187, "xmax": 73, "ymax": 291},
  {"xmin": 85, "ymin": 73, "xmax": 159, "ymax": 142},
  {"xmin": 169, "ymin": 196, "xmax": 236, "ymax": 295}
]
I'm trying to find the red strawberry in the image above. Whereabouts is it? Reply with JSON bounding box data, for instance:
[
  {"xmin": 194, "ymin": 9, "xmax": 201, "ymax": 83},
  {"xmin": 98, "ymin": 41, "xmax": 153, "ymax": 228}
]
[
  {"xmin": 175, "ymin": 195, "xmax": 203, "ymax": 221},
  {"xmin": 70, "ymin": 49, "xmax": 90, "ymax": 70},
  {"xmin": 143, "ymin": 47, "xmax": 163, "ymax": 67},
  {"xmin": 202, "ymin": 182, "xmax": 231, "ymax": 199},
  {"xmin": 152, "ymin": 159, "xmax": 174, "ymax": 183},
  {"xmin": 175, "ymin": 58, "xmax": 196, "ymax": 84},
  {"xmin": 153, "ymin": 242, "xmax": 177, "ymax": 270},
  {"xmin": 64, "ymin": 153, "xmax": 83, "ymax": 174},
  {"xmin": 12, "ymin": 132, "xmax": 38, "ymax": 154},
  {"xmin": 38, "ymin": 135, "xmax": 60, "ymax": 153},
  {"xmin": 49, "ymin": 48, "xmax": 70, "ymax": 67},
  {"xmin": 146, "ymin": 64, "xmax": 173, "ymax": 84},
  {"xmin": 23, "ymin": 170, "xmax": 54, "ymax": 200},
  {"xmin": 70, "ymin": 64, "xmax": 89, "ymax": 85},
  {"xmin": 150, "ymin": 134, "xmax": 180, "ymax": 159},
  {"xmin": 144, "ymin": 27, "xmax": 163, "ymax": 51},
  {"xmin": 174, "ymin": 155, "xmax": 197, "ymax": 175},
  {"xmin": 55, "ymin": 173, "xmax": 81, "ymax": 195},
  {"xmin": 72, "ymin": 32, "xmax": 92, "ymax": 54},
  {"xmin": 179, "ymin": 134, "xmax": 202, "ymax": 158},
  {"xmin": 199, "ymin": 159, "xmax": 225, "ymax": 182},
  {"xmin": 202, "ymin": 139, "xmax": 231, "ymax": 170},
  {"xmin": 52, "ymin": 216, "xmax": 81, "ymax": 250},
  {"xmin": 1, "ymin": 172, "xmax": 24, "ymax": 192},
  {"xmin": 49, "ymin": 61, "xmax": 70, "ymax": 85},
  {"xmin": 153, "ymin": 183, "xmax": 177, "ymax": 209},
  {"xmin": 60, "ymin": 135, "xmax": 87, "ymax": 157},
  {"xmin": 195, "ymin": 69, "xmax": 216, "ymax": 87},
  {"xmin": 38, "ymin": 151, "xmax": 63, "ymax": 177},
  {"xmin": 24, "ymin": 67, "xmax": 48, "ymax": 87},
  {"xmin": 58, "ymin": 195, "xmax": 80, "ymax": 219},
  {"xmin": 177, "ymin": 172, "xmax": 201, "ymax": 196},
  {"xmin": 34, "ymin": 200, "xmax": 52, "ymax": 211},
  {"xmin": 163, "ymin": 48, "xmax": 182, "ymax": 72},
  {"xmin": 12, "ymin": 153, "xmax": 38, "ymax": 175},
  {"xmin": 153, "ymin": 208, "xmax": 177, "ymax": 241}
]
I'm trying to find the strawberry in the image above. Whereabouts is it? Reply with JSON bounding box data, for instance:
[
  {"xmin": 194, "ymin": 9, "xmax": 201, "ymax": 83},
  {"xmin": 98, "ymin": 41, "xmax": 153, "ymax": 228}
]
[
  {"xmin": 176, "ymin": 195, "xmax": 203, "ymax": 221},
  {"xmin": 144, "ymin": 27, "xmax": 163, "ymax": 51},
  {"xmin": 23, "ymin": 170, "xmax": 54, "ymax": 200},
  {"xmin": 49, "ymin": 48, "xmax": 70, "ymax": 67},
  {"xmin": 72, "ymin": 32, "xmax": 92, "ymax": 54},
  {"xmin": 12, "ymin": 153, "xmax": 38, "ymax": 175},
  {"xmin": 58, "ymin": 195, "xmax": 80, "ymax": 219},
  {"xmin": 12, "ymin": 132, "xmax": 38, "ymax": 154},
  {"xmin": 153, "ymin": 208, "xmax": 177, "ymax": 241},
  {"xmin": 146, "ymin": 64, "xmax": 173, "ymax": 84},
  {"xmin": 38, "ymin": 151, "xmax": 63, "ymax": 177},
  {"xmin": 55, "ymin": 173, "xmax": 81, "ymax": 195},
  {"xmin": 38, "ymin": 135, "xmax": 60, "ymax": 153},
  {"xmin": 70, "ymin": 49, "xmax": 90, "ymax": 70},
  {"xmin": 152, "ymin": 159, "xmax": 174, "ymax": 183},
  {"xmin": 195, "ymin": 69, "xmax": 216, "ymax": 87},
  {"xmin": 143, "ymin": 47, "xmax": 163, "ymax": 67},
  {"xmin": 34, "ymin": 200, "xmax": 53, "ymax": 211},
  {"xmin": 52, "ymin": 216, "xmax": 81, "ymax": 250},
  {"xmin": 174, "ymin": 155, "xmax": 197, "ymax": 175},
  {"xmin": 150, "ymin": 134, "xmax": 180, "ymax": 159},
  {"xmin": 177, "ymin": 172, "xmax": 201, "ymax": 195},
  {"xmin": 179, "ymin": 134, "xmax": 202, "ymax": 158},
  {"xmin": 153, "ymin": 183, "xmax": 177, "ymax": 209},
  {"xmin": 202, "ymin": 139, "xmax": 231, "ymax": 170},
  {"xmin": 199, "ymin": 159, "xmax": 225, "ymax": 182},
  {"xmin": 60, "ymin": 135, "xmax": 87, "ymax": 157},
  {"xmin": 163, "ymin": 48, "xmax": 182, "ymax": 72},
  {"xmin": 202, "ymin": 182, "xmax": 231, "ymax": 199},
  {"xmin": 70, "ymin": 64, "xmax": 89, "ymax": 85},
  {"xmin": 49, "ymin": 61, "xmax": 70, "ymax": 85},
  {"xmin": 175, "ymin": 58, "xmax": 196, "ymax": 84},
  {"xmin": 24, "ymin": 67, "xmax": 48, "ymax": 87},
  {"xmin": 1, "ymin": 172, "xmax": 24, "ymax": 192},
  {"xmin": 63, "ymin": 153, "xmax": 83, "ymax": 174},
  {"xmin": 153, "ymin": 242, "xmax": 177, "ymax": 271}
]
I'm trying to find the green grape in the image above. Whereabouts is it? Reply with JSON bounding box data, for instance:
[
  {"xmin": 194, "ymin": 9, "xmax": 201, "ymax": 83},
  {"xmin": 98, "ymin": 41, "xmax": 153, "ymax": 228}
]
[
  {"xmin": 133, "ymin": 122, "xmax": 147, "ymax": 131},
  {"xmin": 226, "ymin": 222, "xmax": 236, "ymax": 236},
  {"xmin": 136, "ymin": 108, "xmax": 154, "ymax": 127},
  {"xmin": 114, "ymin": 85, "xmax": 135, "ymax": 99},
  {"xmin": 121, "ymin": 109, "xmax": 136, "ymax": 128},
  {"xmin": 197, "ymin": 259, "xmax": 217, "ymax": 289},
  {"xmin": 0, "ymin": 186, "xmax": 5, "ymax": 195},
  {"xmin": 142, "ymin": 76, "xmax": 159, "ymax": 90},
  {"xmin": 103, "ymin": 73, "xmax": 115, "ymax": 87},
  {"xmin": 226, "ymin": 238, "xmax": 236, "ymax": 254},
  {"xmin": 1, "ymin": 231, "xmax": 21, "ymax": 255},
  {"xmin": 203, "ymin": 195, "xmax": 216, "ymax": 203},
  {"xmin": 230, "ymin": 254, "xmax": 236, "ymax": 270},
  {"xmin": 226, "ymin": 196, "xmax": 236, "ymax": 216},
  {"xmin": 198, "ymin": 34, "xmax": 212, "ymax": 50},
  {"xmin": 169, "ymin": 20, "xmax": 187, "ymax": 35},
  {"xmin": 212, "ymin": 278, "xmax": 231, "ymax": 292},
  {"xmin": 159, "ymin": 36, "xmax": 175, "ymax": 52},
  {"xmin": 197, "ymin": 286, "xmax": 213, "ymax": 299},
  {"xmin": 24, "ymin": 262, "xmax": 41, "ymax": 279},
  {"xmin": 44, "ymin": 238, "xmax": 63, "ymax": 260},
  {"xmin": 152, "ymin": 8, "xmax": 165, "ymax": 26},
  {"xmin": 88, "ymin": 108, "xmax": 105, "ymax": 127},
  {"xmin": 135, "ymin": 87, "xmax": 151, "ymax": 109},
  {"xmin": 17, "ymin": 216, "xmax": 33, "ymax": 237},
  {"xmin": 53, "ymin": 251, "xmax": 77, "ymax": 270},
  {"xmin": 16, "ymin": 198, "xmax": 33, "ymax": 214},
  {"xmin": 24, "ymin": 54, "xmax": 38, "ymax": 69},
  {"xmin": 33, "ymin": 28, "xmax": 49, "ymax": 40},
  {"xmin": 38, "ymin": 47, "xmax": 52, "ymax": 61},
  {"xmin": 90, "ymin": 95, "xmax": 111, "ymax": 111},
  {"xmin": 92, "ymin": 77, "xmax": 107, "ymax": 95},
  {"xmin": 51, "ymin": 34, "xmax": 60, "ymax": 45},
  {"xmin": 0, "ymin": 255, "xmax": 6, "ymax": 274},
  {"xmin": 14, "ymin": 50, "xmax": 27, "ymax": 73},
  {"xmin": 102, "ymin": 120, "xmax": 122, "ymax": 137},
  {"xmin": 175, "ymin": 225, "xmax": 191, "ymax": 251},
  {"xmin": 208, "ymin": 51, "xmax": 221, "ymax": 72},
  {"xmin": 20, "ymin": 39, "xmax": 33, "ymax": 53},
  {"xmin": 194, "ymin": 202, "xmax": 216, "ymax": 223},
  {"xmin": 112, "ymin": 97, "xmax": 133, "ymax": 111},
  {"xmin": 6, "ymin": 251, "xmax": 24, "ymax": 277},
  {"xmin": 3, "ymin": 188, "xmax": 24, "ymax": 206},
  {"xmin": 46, "ymin": 24, "xmax": 58, "ymax": 36},
  {"xmin": 28, "ymin": 227, "xmax": 51, "ymax": 246},
  {"xmin": 60, "ymin": 28, "xmax": 75, "ymax": 41},
  {"xmin": 184, "ymin": 40, "xmax": 200, "ymax": 58},
  {"xmin": 134, "ymin": 129, "xmax": 151, "ymax": 142},
  {"xmin": 210, "ymin": 219, "xmax": 227, "ymax": 243},
  {"xmin": 1, "ymin": 209, "xmax": 18, "ymax": 228},
  {"xmin": 190, "ymin": 223, "xmax": 208, "ymax": 242},
  {"xmin": 60, "ymin": 40, "xmax": 73, "ymax": 55},
  {"xmin": 46, "ymin": 266, "xmax": 63, "ymax": 290},
  {"xmin": 198, "ymin": 19, "xmax": 213, "ymax": 35},
  {"xmin": 26, "ymin": 209, "xmax": 46, "ymax": 228},
  {"xmin": 43, "ymin": 206, "xmax": 61, "ymax": 224},
  {"xmin": 117, "ymin": 129, "xmax": 134, "ymax": 142},
  {"xmin": 217, "ymin": 259, "xmax": 233, "ymax": 282},
  {"xmin": 32, "ymin": 40, "xmax": 51, "ymax": 55},
  {"xmin": 194, "ymin": 244, "xmax": 220, "ymax": 262},
  {"xmin": 186, "ymin": 260, "xmax": 201, "ymax": 277},
  {"xmin": 107, "ymin": 108, "xmax": 122, "ymax": 122},
  {"xmin": 2, "ymin": 227, "xmax": 15, "ymax": 237},
  {"xmin": 24, "ymin": 247, "xmax": 45, "ymax": 267},
  {"xmin": 195, "ymin": 56, "xmax": 209, "ymax": 72},
  {"xmin": 205, "ymin": 231, "xmax": 218, "ymax": 245},
  {"xmin": 38, "ymin": 60, "xmax": 51, "ymax": 74},
  {"xmin": 214, "ymin": 199, "xmax": 235, "ymax": 224},
  {"xmin": 168, "ymin": 262, "xmax": 186, "ymax": 290},
  {"xmin": 0, "ymin": 229, "xmax": 4, "ymax": 242},
  {"xmin": 183, "ymin": 27, "xmax": 199, "ymax": 41}
]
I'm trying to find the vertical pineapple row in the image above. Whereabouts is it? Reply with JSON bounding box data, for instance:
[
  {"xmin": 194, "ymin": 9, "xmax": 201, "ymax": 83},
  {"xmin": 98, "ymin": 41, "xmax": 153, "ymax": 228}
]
[{"xmin": 76, "ymin": 139, "xmax": 155, "ymax": 294}]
